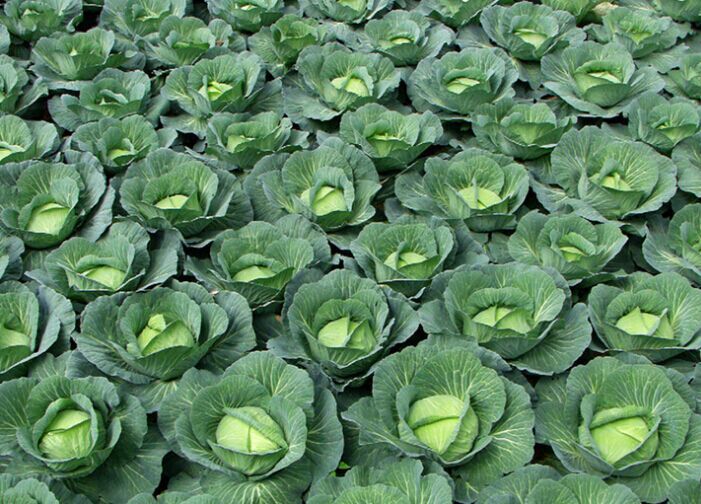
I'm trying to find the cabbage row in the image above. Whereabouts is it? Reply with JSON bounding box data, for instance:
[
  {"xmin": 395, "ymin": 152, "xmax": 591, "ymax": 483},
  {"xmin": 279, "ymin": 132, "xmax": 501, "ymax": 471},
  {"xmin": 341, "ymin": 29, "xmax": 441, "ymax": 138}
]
[{"xmin": 0, "ymin": 0, "xmax": 700, "ymax": 503}]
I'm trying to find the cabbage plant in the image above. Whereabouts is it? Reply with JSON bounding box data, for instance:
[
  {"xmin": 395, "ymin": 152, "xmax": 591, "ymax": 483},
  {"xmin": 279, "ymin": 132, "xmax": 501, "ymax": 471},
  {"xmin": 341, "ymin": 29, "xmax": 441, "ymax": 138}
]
[
  {"xmin": 100, "ymin": 0, "xmax": 189, "ymax": 42},
  {"xmin": 307, "ymin": 458, "xmax": 453, "ymax": 504},
  {"xmin": 508, "ymin": 211, "xmax": 627, "ymax": 285},
  {"xmin": 395, "ymin": 148, "xmax": 529, "ymax": 232},
  {"xmin": 349, "ymin": 220, "xmax": 487, "ymax": 297},
  {"xmin": 350, "ymin": 221, "xmax": 455, "ymax": 293},
  {"xmin": 540, "ymin": 0, "xmax": 604, "ymax": 23},
  {"xmin": 471, "ymin": 99, "xmax": 575, "ymax": 160},
  {"xmin": 0, "ymin": 152, "xmax": 114, "ymax": 250},
  {"xmin": 186, "ymin": 216, "xmax": 331, "ymax": 306},
  {"xmin": 119, "ymin": 149, "xmax": 253, "ymax": 246},
  {"xmin": 588, "ymin": 7, "xmax": 691, "ymax": 71},
  {"xmin": 674, "ymin": 133, "xmax": 701, "ymax": 197},
  {"xmin": 70, "ymin": 116, "xmax": 177, "ymax": 175},
  {"xmin": 161, "ymin": 53, "xmax": 281, "ymax": 136},
  {"xmin": 653, "ymin": 0, "xmax": 701, "ymax": 22},
  {"xmin": 300, "ymin": 0, "xmax": 391, "ymax": 24},
  {"xmin": 627, "ymin": 92, "xmax": 700, "ymax": 153},
  {"xmin": 1, "ymin": 477, "xmax": 55, "ymax": 502},
  {"xmin": 0, "ymin": 281, "xmax": 73, "ymax": 381},
  {"xmin": 245, "ymin": 138, "xmax": 381, "ymax": 232},
  {"xmin": 343, "ymin": 340, "xmax": 535, "ymax": 502},
  {"xmin": 207, "ymin": 0, "xmax": 283, "ymax": 33},
  {"xmin": 204, "ymin": 111, "xmax": 309, "ymax": 171},
  {"xmin": 479, "ymin": 465, "xmax": 641, "ymax": 504},
  {"xmin": 0, "ymin": 115, "xmax": 59, "ymax": 165},
  {"xmin": 49, "ymin": 69, "xmax": 154, "ymax": 132},
  {"xmin": 268, "ymin": 269, "xmax": 419, "ymax": 388},
  {"xmin": 666, "ymin": 54, "xmax": 701, "ymax": 100},
  {"xmin": 158, "ymin": 351, "xmax": 343, "ymax": 503},
  {"xmin": 74, "ymin": 280, "xmax": 256, "ymax": 411},
  {"xmin": 418, "ymin": 0, "xmax": 496, "ymax": 28},
  {"xmin": 480, "ymin": 2, "xmax": 582, "ymax": 62},
  {"xmin": 284, "ymin": 43, "xmax": 400, "ymax": 124},
  {"xmin": 0, "ymin": 54, "xmax": 48, "ymax": 115},
  {"xmin": 531, "ymin": 126, "xmax": 677, "ymax": 227},
  {"xmin": 339, "ymin": 104, "xmax": 443, "ymax": 172},
  {"xmin": 359, "ymin": 10, "xmax": 454, "ymax": 67},
  {"xmin": 408, "ymin": 48, "xmax": 518, "ymax": 118},
  {"xmin": 588, "ymin": 272, "xmax": 701, "ymax": 361},
  {"xmin": 541, "ymin": 42, "xmax": 665, "ymax": 118},
  {"xmin": 536, "ymin": 356, "xmax": 701, "ymax": 503},
  {"xmin": 0, "ymin": 375, "xmax": 168, "ymax": 503},
  {"xmin": 0, "ymin": 0, "xmax": 83, "ymax": 41},
  {"xmin": 27, "ymin": 221, "xmax": 179, "ymax": 304},
  {"xmin": 143, "ymin": 16, "xmax": 245, "ymax": 68},
  {"xmin": 419, "ymin": 263, "xmax": 591, "ymax": 374},
  {"xmin": 644, "ymin": 204, "xmax": 701, "ymax": 284},
  {"xmin": 31, "ymin": 28, "xmax": 144, "ymax": 90},
  {"xmin": 248, "ymin": 15, "xmax": 330, "ymax": 76}
]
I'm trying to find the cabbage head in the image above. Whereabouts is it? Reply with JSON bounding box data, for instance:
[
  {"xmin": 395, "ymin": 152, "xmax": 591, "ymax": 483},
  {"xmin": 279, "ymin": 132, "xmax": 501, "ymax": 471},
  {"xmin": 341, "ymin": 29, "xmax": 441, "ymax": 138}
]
[{"xmin": 536, "ymin": 355, "xmax": 701, "ymax": 503}]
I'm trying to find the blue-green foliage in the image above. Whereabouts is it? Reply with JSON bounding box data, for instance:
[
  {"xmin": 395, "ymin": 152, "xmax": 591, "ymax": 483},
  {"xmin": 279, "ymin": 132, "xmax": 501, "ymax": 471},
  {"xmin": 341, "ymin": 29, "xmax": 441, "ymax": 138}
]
[{"xmin": 0, "ymin": 0, "xmax": 700, "ymax": 503}]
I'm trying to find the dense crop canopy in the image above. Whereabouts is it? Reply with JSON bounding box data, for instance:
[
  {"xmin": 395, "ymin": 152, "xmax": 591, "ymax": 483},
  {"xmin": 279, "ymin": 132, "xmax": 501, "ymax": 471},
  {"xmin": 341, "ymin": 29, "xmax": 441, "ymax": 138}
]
[{"xmin": 2, "ymin": 0, "xmax": 701, "ymax": 502}]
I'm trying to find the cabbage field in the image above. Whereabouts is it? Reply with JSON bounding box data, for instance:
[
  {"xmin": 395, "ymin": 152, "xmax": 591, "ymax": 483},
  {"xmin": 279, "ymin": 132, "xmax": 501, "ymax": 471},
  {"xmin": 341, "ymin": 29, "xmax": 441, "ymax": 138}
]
[{"xmin": 0, "ymin": 0, "xmax": 700, "ymax": 502}]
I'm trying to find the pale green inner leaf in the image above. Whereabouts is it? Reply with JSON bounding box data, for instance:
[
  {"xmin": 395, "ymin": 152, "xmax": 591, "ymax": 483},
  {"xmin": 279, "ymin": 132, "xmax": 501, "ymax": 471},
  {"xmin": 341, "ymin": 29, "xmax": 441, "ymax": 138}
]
[
  {"xmin": 227, "ymin": 134, "xmax": 255, "ymax": 152},
  {"xmin": 615, "ymin": 307, "xmax": 674, "ymax": 339},
  {"xmin": 0, "ymin": 144, "xmax": 24, "ymax": 162},
  {"xmin": 513, "ymin": 28, "xmax": 548, "ymax": 49},
  {"xmin": 82, "ymin": 265, "xmax": 127, "ymax": 290},
  {"xmin": 588, "ymin": 71, "xmax": 623, "ymax": 84},
  {"xmin": 458, "ymin": 185, "xmax": 503, "ymax": 210},
  {"xmin": 199, "ymin": 80, "xmax": 234, "ymax": 102},
  {"xmin": 331, "ymin": 76, "xmax": 370, "ymax": 97},
  {"xmin": 473, "ymin": 304, "xmax": 533, "ymax": 334},
  {"xmin": 384, "ymin": 250, "xmax": 428, "ymax": 270},
  {"xmin": 39, "ymin": 409, "xmax": 93, "ymax": 460},
  {"xmin": 233, "ymin": 265, "xmax": 276, "ymax": 283},
  {"xmin": 137, "ymin": 313, "xmax": 195, "ymax": 356},
  {"xmin": 107, "ymin": 147, "xmax": 135, "ymax": 162},
  {"xmin": 389, "ymin": 36, "xmax": 413, "ymax": 45},
  {"xmin": 26, "ymin": 202, "xmax": 69, "ymax": 236},
  {"xmin": 155, "ymin": 194, "xmax": 190, "ymax": 210},
  {"xmin": 599, "ymin": 171, "xmax": 632, "ymax": 191},
  {"xmin": 316, "ymin": 316, "xmax": 375, "ymax": 353},
  {"xmin": 216, "ymin": 406, "xmax": 286, "ymax": 454},
  {"xmin": 446, "ymin": 76, "xmax": 480, "ymax": 94},
  {"xmin": 301, "ymin": 185, "xmax": 348, "ymax": 216},
  {"xmin": 407, "ymin": 394, "xmax": 478, "ymax": 457},
  {"xmin": 590, "ymin": 415, "xmax": 652, "ymax": 465},
  {"xmin": 0, "ymin": 325, "xmax": 30, "ymax": 350}
]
